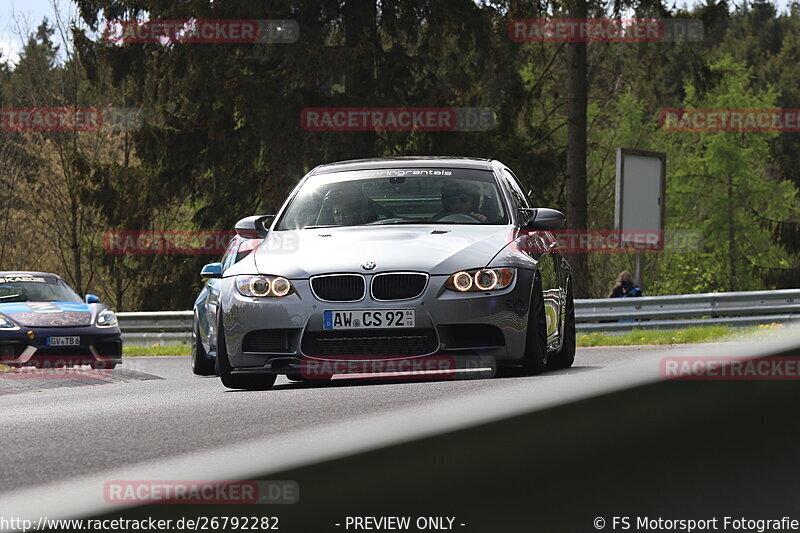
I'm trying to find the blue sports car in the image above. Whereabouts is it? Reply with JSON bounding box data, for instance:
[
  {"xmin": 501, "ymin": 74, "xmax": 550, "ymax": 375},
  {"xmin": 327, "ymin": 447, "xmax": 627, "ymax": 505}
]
[{"xmin": 0, "ymin": 272, "xmax": 122, "ymax": 369}]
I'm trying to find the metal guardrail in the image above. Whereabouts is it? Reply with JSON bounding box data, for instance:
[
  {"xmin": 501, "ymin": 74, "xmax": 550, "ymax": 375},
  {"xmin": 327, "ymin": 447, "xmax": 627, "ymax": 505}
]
[
  {"xmin": 574, "ymin": 288, "xmax": 800, "ymax": 332},
  {"xmin": 118, "ymin": 289, "xmax": 800, "ymax": 345},
  {"xmin": 117, "ymin": 310, "xmax": 193, "ymax": 346}
]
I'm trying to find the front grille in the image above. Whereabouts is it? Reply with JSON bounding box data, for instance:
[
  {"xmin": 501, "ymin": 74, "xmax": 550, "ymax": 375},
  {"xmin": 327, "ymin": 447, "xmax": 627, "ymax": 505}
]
[
  {"xmin": 302, "ymin": 329, "xmax": 438, "ymax": 357},
  {"xmin": 310, "ymin": 275, "xmax": 365, "ymax": 302},
  {"xmin": 243, "ymin": 329, "xmax": 297, "ymax": 353},
  {"xmin": 371, "ymin": 273, "xmax": 428, "ymax": 301}
]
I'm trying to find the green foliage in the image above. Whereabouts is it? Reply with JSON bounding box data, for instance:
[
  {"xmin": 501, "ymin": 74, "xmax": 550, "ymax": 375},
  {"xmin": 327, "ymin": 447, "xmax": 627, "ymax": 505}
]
[
  {"xmin": 0, "ymin": 1, "xmax": 798, "ymax": 308},
  {"xmin": 652, "ymin": 56, "xmax": 798, "ymax": 293}
]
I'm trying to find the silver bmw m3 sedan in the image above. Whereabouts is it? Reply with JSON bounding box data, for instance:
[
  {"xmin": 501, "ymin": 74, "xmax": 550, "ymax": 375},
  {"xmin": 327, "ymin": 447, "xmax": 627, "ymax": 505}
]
[{"xmin": 194, "ymin": 157, "xmax": 575, "ymax": 390}]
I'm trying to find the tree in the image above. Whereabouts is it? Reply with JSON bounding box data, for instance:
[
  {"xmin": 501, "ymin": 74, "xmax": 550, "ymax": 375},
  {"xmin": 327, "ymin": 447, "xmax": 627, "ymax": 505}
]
[
  {"xmin": 653, "ymin": 56, "xmax": 797, "ymax": 293},
  {"xmin": 564, "ymin": 0, "xmax": 590, "ymax": 297}
]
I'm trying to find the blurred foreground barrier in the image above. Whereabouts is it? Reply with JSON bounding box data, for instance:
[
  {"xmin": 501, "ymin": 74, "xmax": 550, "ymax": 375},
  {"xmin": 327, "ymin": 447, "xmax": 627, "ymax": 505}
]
[
  {"xmin": 7, "ymin": 330, "xmax": 800, "ymax": 527},
  {"xmin": 118, "ymin": 289, "xmax": 800, "ymax": 345}
]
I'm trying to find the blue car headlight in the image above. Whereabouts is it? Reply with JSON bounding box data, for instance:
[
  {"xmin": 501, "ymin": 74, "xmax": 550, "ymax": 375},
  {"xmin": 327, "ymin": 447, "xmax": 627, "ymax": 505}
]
[
  {"xmin": 0, "ymin": 314, "xmax": 19, "ymax": 330},
  {"xmin": 96, "ymin": 308, "xmax": 118, "ymax": 328},
  {"xmin": 236, "ymin": 275, "xmax": 293, "ymax": 298},
  {"xmin": 445, "ymin": 268, "xmax": 515, "ymax": 292}
]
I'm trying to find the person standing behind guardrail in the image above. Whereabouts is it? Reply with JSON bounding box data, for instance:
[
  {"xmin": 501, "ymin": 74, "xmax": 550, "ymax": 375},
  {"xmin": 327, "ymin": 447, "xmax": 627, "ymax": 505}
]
[{"xmin": 609, "ymin": 270, "xmax": 643, "ymax": 298}]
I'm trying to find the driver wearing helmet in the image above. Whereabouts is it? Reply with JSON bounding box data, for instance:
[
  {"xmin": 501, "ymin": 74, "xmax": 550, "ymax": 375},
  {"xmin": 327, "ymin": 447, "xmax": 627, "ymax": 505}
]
[
  {"xmin": 434, "ymin": 180, "xmax": 487, "ymax": 222},
  {"xmin": 324, "ymin": 187, "xmax": 373, "ymax": 226}
]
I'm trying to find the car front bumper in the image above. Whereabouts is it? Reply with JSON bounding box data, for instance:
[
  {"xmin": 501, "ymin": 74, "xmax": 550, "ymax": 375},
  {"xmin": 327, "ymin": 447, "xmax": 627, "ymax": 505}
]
[
  {"xmin": 0, "ymin": 325, "xmax": 122, "ymax": 367},
  {"xmin": 220, "ymin": 269, "xmax": 537, "ymax": 374}
]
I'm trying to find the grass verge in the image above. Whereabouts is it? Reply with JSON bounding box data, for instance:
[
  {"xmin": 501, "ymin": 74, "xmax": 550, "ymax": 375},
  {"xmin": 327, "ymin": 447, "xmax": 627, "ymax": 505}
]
[
  {"xmin": 124, "ymin": 344, "xmax": 191, "ymax": 357},
  {"xmin": 577, "ymin": 324, "xmax": 784, "ymax": 347}
]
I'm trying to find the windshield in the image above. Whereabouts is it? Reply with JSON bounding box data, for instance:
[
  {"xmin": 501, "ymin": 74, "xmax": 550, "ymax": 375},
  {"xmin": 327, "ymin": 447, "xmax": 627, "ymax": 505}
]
[
  {"xmin": 0, "ymin": 276, "xmax": 83, "ymax": 303},
  {"xmin": 276, "ymin": 168, "xmax": 508, "ymax": 230}
]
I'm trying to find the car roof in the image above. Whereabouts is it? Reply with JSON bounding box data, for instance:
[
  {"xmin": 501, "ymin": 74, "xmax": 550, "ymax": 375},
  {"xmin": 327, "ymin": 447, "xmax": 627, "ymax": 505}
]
[
  {"xmin": 0, "ymin": 271, "xmax": 62, "ymax": 279},
  {"xmin": 311, "ymin": 156, "xmax": 495, "ymax": 174}
]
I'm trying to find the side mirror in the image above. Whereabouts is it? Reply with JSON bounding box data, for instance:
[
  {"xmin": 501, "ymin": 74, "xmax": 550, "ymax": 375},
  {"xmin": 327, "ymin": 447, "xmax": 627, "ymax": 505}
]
[
  {"xmin": 235, "ymin": 215, "xmax": 274, "ymax": 239},
  {"xmin": 522, "ymin": 208, "xmax": 567, "ymax": 230},
  {"xmin": 85, "ymin": 294, "xmax": 100, "ymax": 304},
  {"xmin": 200, "ymin": 262, "xmax": 223, "ymax": 279}
]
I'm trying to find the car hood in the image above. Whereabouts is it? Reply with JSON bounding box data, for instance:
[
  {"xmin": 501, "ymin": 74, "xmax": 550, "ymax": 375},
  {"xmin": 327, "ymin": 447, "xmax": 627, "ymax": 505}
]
[
  {"xmin": 253, "ymin": 225, "xmax": 513, "ymax": 278},
  {"xmin": 0, "ymin": 302, "xmax": 93, "ymax": 327}
]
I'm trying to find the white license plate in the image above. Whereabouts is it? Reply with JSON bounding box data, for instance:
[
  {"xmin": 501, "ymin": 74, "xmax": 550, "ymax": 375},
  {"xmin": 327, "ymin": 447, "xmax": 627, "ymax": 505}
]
[
  {"xmin": 323, "ymin": 309, "xmax": 415, "ymax": 330},
  {"xmin": 48, "ymin": 336, "xmax": 81, "ymax": 346}
]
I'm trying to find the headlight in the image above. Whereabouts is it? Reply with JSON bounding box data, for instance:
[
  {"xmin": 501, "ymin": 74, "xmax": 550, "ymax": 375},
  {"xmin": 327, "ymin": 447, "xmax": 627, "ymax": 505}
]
[
  {"xmin": 452, "ymin": 271, "xmax": 473, "ymax": 291},
  {"xmin": 0, "ymin": 314, "xmax": 19, "ymax": 330},
  {"xmin": 271, "ymin": 277, "xmax": 292, "ymax": 297},
  {"xmin": 96, "ymin": 308, "xmax": 118, "ymax": 328},
  {"xmin": 236, "ymin": 275, "xmax": 294, "ymax": 298},
  {"xmin": 445, "ymin": 268, "xmax": 515, "ymax": 293}
]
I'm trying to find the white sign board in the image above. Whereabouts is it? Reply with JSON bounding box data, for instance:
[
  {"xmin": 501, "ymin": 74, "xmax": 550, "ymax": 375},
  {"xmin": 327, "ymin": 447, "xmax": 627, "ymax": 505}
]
[{"xmin": 615, "ymin": 148, "xmax": 666, "ymax": 248}]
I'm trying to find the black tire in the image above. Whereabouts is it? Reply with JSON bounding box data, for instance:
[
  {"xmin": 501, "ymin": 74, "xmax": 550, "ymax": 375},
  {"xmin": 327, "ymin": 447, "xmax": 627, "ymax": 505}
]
[
  {"xmin": 216, "ymin": 314, "xmax": 276, "ymax": 390},
  {"xmin": 191, "ymin": 319, "xmax": 217, "ymax": 376},
  {"xmin": 547, "ymin": 278, "xmax": 576, "ymax": 370},
  {"xmin": 521, "ymin": 273, "xmax": 548, "ymax": 375}
]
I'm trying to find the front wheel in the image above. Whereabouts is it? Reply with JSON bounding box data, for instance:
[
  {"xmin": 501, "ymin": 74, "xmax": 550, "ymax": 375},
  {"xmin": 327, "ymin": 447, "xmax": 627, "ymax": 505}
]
[
  {"xmin": 521, "ymin": 273, "xmax": 548, "ymax": 375},
  {"xmin": 216, "ymin": 315, "xmax": 276, "ymax": 390},
  {"xmin": 547, "ymin": 278, "xmax": 576, "ymax": 370}
]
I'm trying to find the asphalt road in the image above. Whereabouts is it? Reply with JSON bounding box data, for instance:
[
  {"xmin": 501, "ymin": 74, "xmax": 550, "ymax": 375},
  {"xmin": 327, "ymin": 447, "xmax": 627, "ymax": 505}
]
[{"xmin": 0, "ymin": 345, "xmax": 685, "ymax": 494}]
